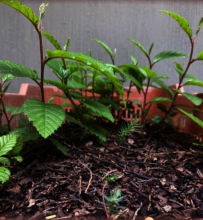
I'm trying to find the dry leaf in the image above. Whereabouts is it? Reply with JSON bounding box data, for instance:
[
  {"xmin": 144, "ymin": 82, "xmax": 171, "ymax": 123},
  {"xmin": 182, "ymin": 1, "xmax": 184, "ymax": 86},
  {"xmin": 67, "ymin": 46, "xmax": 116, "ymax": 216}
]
[
  {"xmin": 197, "ymin": 169, "xmax": 203, "ymax": 178},
  {"xmin": 176, "ymin": 167, "xmax": 184, "ymax": 172},
  {"xmin": 160, "ymin": 178, "xmax": 166, "ymax": 186},
  {"xmin": 162, "ymin": 205, "xmax": 172, "ymax": 213},
  {"xmin": 7, "ymin": 185, "xmax": 21, "ymax": 194},
  {"xmin": 85, "ymin": 141, "xmax": 93, "ymax": 147},
  {"xmin": 128, "ymin": 138, "xmax": 134, "ymax": 144}
]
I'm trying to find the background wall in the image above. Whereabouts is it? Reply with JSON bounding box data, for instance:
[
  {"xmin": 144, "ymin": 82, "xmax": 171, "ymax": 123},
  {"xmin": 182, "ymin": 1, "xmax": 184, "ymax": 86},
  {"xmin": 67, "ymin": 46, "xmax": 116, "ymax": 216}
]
[{"xmin": 0, "ymin": 0, "xmax": 203, "ymax": 93}]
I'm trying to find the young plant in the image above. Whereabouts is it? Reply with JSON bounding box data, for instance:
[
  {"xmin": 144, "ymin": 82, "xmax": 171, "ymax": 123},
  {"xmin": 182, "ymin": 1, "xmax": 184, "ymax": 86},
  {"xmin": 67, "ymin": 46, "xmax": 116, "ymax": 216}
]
[
  {"xmin": 0, "ymin": 134, "xmax": 23, "ymax": 185},
  {"xmin": 0, "ymin": 0, "xmax": 125, "ymax": 148},
  {"xmin": 98, "ymin": 174, "xmax": 126, "ymax": 219}
]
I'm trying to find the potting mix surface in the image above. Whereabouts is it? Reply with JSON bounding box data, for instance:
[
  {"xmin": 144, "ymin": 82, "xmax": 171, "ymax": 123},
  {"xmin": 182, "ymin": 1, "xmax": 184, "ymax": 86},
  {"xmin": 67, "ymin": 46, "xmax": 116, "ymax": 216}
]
[{"xmin": 0, "ymin": 123, "xmax": 203, "ymax": 220}]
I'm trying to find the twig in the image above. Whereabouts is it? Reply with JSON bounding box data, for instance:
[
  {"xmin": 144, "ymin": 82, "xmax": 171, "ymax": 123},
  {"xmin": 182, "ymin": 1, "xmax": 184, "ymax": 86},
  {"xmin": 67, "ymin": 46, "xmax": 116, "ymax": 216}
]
[
  {"xmin": 78, "ymin": 160, "xmax": 92, "ymax": 193},
  {"xmin": 143, "ymin": 133, "xmax": 153, "ymax": 148},
  {"xmin": 132, "ymin": 202, "xmax": 143, "ymax": 220},
  {"xmin": 168, "ymin": 199, "xmax": 184, "ymax": 208},
  {"xmin": 113, "ymin": 208, "xmax": 129, "ymax": 220},
  {"xmin": 79, "ymin": 176, "xmax": 82, "ymax": 195},
  {"xmin": 102, "ymin": 184, "xmax": 109, "ymax": 219},
  {"xmin": 102, "ymin": 169, "xmax": 117, "ymax": 181}
]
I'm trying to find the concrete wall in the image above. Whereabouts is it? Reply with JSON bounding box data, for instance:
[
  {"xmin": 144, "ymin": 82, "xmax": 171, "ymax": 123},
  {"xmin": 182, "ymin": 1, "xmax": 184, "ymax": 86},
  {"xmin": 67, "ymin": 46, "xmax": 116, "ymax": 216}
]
[{"xmin": 0, "ymin": 0, "xmax": 203, "ymax": 93}]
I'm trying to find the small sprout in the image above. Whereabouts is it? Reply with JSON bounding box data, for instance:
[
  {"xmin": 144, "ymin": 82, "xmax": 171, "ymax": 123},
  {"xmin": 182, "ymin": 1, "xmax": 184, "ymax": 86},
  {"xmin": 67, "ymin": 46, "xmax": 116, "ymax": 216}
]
[
  {"xmin": 63, "ymin": 37, "xmax": 71, "ymax": 51},
  {"xmin": 39, "ymin": 3, "xmax": 49, "ymax": 20}
]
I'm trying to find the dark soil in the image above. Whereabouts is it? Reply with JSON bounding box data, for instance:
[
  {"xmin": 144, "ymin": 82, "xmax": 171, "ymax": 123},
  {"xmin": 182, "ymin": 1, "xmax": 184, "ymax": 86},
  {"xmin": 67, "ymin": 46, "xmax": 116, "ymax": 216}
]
[{"xmin": 1, "ymin": 122, "xmax": 203, "ymax": 220}]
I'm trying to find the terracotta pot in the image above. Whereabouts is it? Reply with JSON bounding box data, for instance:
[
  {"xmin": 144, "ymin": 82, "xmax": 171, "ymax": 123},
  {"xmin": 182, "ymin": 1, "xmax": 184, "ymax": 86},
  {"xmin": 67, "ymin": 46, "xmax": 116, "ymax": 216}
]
[{"xmin": 2, "ymin": 83, "xmax": 202, "ymax": 139}]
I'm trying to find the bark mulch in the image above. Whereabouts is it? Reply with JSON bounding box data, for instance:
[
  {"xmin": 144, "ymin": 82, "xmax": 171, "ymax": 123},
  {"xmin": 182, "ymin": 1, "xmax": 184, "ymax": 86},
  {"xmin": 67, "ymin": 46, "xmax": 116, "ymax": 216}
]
[{"xmin": 0, "ymin": 123, "xmax": 203, "ymax": 220}]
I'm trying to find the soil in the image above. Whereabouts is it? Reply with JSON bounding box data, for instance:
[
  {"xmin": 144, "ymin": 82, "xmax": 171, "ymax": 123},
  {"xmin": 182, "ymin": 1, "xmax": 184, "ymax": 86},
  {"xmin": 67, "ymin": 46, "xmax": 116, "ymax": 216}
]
[{"xmin": 0, "ymin": 122, "xmax": 203, "ymax": 220}]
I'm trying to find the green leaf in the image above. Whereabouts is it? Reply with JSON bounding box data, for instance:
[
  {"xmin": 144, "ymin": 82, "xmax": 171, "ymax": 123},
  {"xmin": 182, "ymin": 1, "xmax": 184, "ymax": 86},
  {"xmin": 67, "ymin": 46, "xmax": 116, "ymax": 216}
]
[
  {"xmin": 92, "ymin": 39, "xmax": 113, "ymax": 58},
  {"xmin": 0, "ymin": 0, "xmax": 40, "ymax": 26},
  {"xmin": 148, "ymin": 43, "xmax": 154, "ymax": 55},
  {"xmin": 12, "ymin": 156, "xmax": 23, "ymax": 162},
  {"xmin": 0, "ymin": 157, "xmax": 10, "ymax": 166},
  {"xmin": 48, "ymin": 97, "xmax": 54, "ymax": 104},
  {"xmin": 159, "ymin": 11, "xmax": 192, "ymax": 37},
  {"xmin": 49, "ymin": 138, "xmax": 67, "ymax": 156},
  {"xmin": 128, "ymin": 99, "xmax": 142, "ymax": 107},
  {"xmin": 10, "ymin": 128, "xmax": 40, "ymax": 142},
  {"xmin": 197, "ymin": 51, "xmax": 203, "ymax": 60},
  {"xmin": 131, "ymin": 56, "xmax": 138, "ymax": 65},
  {"xmin": 41, "ymin": 32, "xmax": 61, "ymax": 50},
  {"xmin": 154, "ymin": 50, "xmax": 189, "ymax": 63},
  {"xmin": 46, "ymin": 59, "xmax": 73, "ymax": 75},
  {"xmin": 23, "ymin": 98, "xmax": 66, "ymax": 138},
  {"xmin": 144, "ymin": 69, "xmax": 168, "ymax": 79},
  {"xmin": 151, "ymin": 78, "xmax": 174, "ymax": 98},
  {"xmin": 128, "ymin": 39, "xmax": 148, "ymax": 56},
  {"xmin": 65, "ymin": 114, "xmax": 85, "ymax": 128},
  {"xmin": 81, "ymin": 100, "xmax": 114, "ymax": 122},
  {"xmin": 177, "ymin": 108, "xmax": 203, "ymax": 127},
  {"xmin": 157, "ymin": 103, "xmax": 168, "ymax": 113},
  {"xmin": 10, "ymin": 135, "xmax": 23, "ymax": 155},
  {"xmin": 177, "ymin": 104, "xmax": 203, "ymax": 113},
  {"xmin": 0, "ymin": 60, "xmax": 38, "ymax": 79},
  {"xmin": 0, "ymin": 166, "xmax": 10, "ymax": 184},
  {"xmin": 18, "ymin": 118, "xmax": 30, "ymax": 128},
  {"xmin": 173, "ymin": 89, "xmax": 203, "ymax": 106},
  {"xmin": 11, "ymin": 106, "xmax": 24, "ymax": 117},
  {"xmin": 87, "ymin": 124, "xmax": 107, "ymax": 142},
  {"xmin": 173, "ymin": 61, "xmax": 184, "ymax": 72},
  {"xmin": 44, "ymin": 79, "xmax": 71, "ymax": 92},
  {"xmin": 99, "ymin": 98, "xmax": 121, "ymax": 111},
  {"xmin": 0, "ymin": 125, "xmax": 9, "ymax": 134},
  {"xmin": 184, "ymin": 79, "xmax": 203, "ymax": 87},
  {"xmin": 0, "ymin": 135, "xmax": 17, "ymax": 157},
  {"xmin": 61, "ymin": 103, "xmax": 71, "ymax": 107},
  {"xmin": 148, "ymin": 97, "xmax": 173, "ymax": 103},
  {"xmin": 46, "ymin": 50, "xmax": 124, "ymax": 102},
  {"xmin": 196, "ymin": 17, "xmax": 203, "ymax": 35},
  {"xmin": 2, "ymin": 82, "xmax": 11, "ymax": 93},
  {"xmin": 0, "ymin": 74, "xmax": 15, "ymax": 82}
]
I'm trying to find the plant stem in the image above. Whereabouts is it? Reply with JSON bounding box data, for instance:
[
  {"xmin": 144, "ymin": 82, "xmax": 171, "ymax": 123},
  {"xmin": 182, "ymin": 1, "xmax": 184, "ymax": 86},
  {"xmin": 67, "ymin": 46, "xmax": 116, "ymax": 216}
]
[
  {"xmin": 102, "ymin": 184, "xmax": 109, "ymax": 219},
  {"xmin": 0, "ymin": 97, "xmax": 10, "ymax": 131},
  {"xmin": 35, "ymin": 22, "xmax": 45, "ymax": 103}
]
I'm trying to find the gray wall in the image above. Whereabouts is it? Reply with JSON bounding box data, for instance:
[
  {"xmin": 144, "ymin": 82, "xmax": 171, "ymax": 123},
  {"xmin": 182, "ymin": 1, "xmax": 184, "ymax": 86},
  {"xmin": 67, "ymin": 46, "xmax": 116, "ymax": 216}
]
[{"xmin": 1, "ymin": 0, "xmax": 203, "ymax": 93}]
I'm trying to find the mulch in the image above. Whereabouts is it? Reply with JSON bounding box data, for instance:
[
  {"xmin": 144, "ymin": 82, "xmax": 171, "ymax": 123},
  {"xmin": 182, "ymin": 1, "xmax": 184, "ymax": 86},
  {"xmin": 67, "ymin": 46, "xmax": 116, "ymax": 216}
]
[{"xmin": 0, "ymin": 122, "xmax": 203, "ymax": 220}]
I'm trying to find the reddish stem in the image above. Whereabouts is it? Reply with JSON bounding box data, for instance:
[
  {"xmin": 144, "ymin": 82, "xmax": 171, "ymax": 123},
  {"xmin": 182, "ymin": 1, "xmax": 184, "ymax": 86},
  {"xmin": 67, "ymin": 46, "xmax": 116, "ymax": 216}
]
[{"xmin": 102, "ymin": 184, "xmax": 109, "ymax": 219}]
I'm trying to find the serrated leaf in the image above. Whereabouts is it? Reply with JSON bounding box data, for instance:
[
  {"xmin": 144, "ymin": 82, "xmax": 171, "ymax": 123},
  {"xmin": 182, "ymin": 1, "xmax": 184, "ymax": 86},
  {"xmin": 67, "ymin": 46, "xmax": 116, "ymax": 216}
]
[
  {"xmin": 0, "ymin": 0, "xmax": 40, "ymax": 26},
  {"xmin": 65, "ymin": 114, "xmax": 85, "ymax": 128},
  {"xmin": 41, "ymin": 31, "xmax": 61, "ymax": 50},
  {"xmin": 11, "ymin": 106, "xmax": 24, "ymax": 117},
  {"xmin": 128, "ymin": 39, "xmax": 148, "ymax": 56},
  {"xmin": 12, "ymin": 156, "xmax": 23, "ymax": 162},
  {"xmin": 92, "ymin": 39, "xmax": 113, "ymax": 58},
  {"xmin": 23, "ymin": 99, "xmax": 66, "ymax": 138},
  {"xmin": 0, "ymin": 157, "xmax": 10, "ymax": 166},
  {"xmin": 197, "ymin": 51, "xmax": 203, "ymax": 60},
  {"xmin": 184, "ymin": 79, "xmax": 203, "ymax": 87},
  {"xmin": 0, "ymin": 74, "xmax": 15, "ymax": 82},
  {"xmin": 0, "ymin": 135, "xmax": 17, "ymax": 157},
  {"xmin": 87, "ymin": 124, "xmax": 107, "ymax": 142},
  {"xmin": 178, "ymin": 108, "xmax": 203, "ymax": 127},
  {"xmin": 154, "ymin": 50, "xmax": 189, "ymax": 63},
  {"xmin": 10, "ymin": 135, "xmax": 23, "ymax": 155},
  {"xmin": 46, "ymin": 50, "xmax": 124, "ymax": 102},
  {"xmin": 49, "ymin": 138, "xmax": 67, "ymax": 155},
  {"xmin": 10, "ymin": 128, "xmax": 40, "ymax": 142},
  {"xmin": 151, "ymin": 78, "xmax": 174, "ymax": 98},
  {"xmin": 81, "ymin": 100, "xmax": 114, "ymax": 122},
  {"xmin": 142, "ymin": 66, "xmax": 168, "ymax": 79},
  {"xmin": 0, "ymin": 166, "xmax": 10, "ymax": 184},
  {"xmin": 46, "ymin": 59, "xmax": 73, "ymax": 75},
  {"xmin": 159, "ymin": 11, "xmax": 192, "ymax": 37},
  {"xmin": 148, "ymin": 97, "xmax": 173, "ymax": 103},
  {"xmin": 173, "ymin": 89, "xmax": 202, "ymax": 106},
  {"xmin": 0, "ymin": 60, "xmax": 38, "ymax": 79}
]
